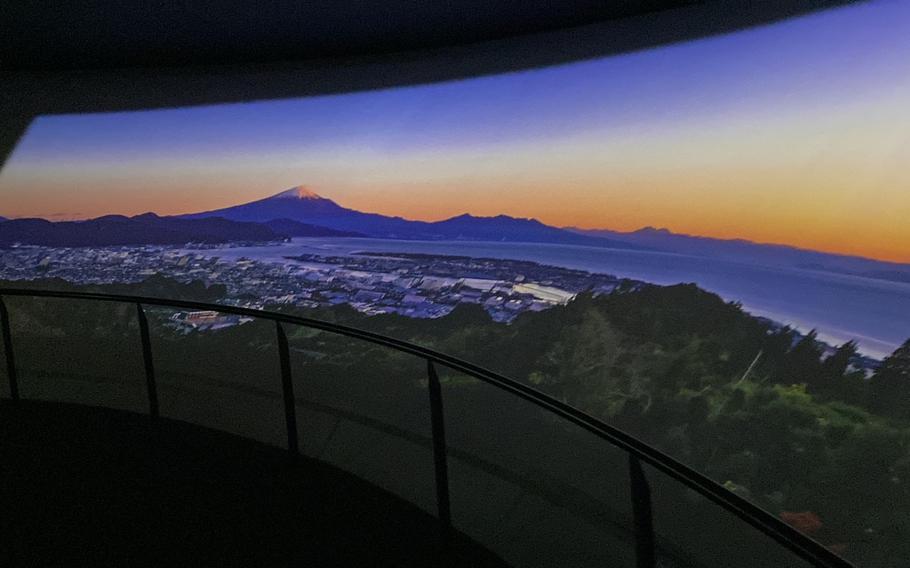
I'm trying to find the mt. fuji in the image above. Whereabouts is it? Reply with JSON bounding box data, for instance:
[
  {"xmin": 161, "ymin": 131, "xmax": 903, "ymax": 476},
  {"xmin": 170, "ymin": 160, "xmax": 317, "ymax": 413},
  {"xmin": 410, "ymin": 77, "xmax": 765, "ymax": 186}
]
[{"xmin": 182, "ymin": 186, "xmax": 643, "ymax": 248}]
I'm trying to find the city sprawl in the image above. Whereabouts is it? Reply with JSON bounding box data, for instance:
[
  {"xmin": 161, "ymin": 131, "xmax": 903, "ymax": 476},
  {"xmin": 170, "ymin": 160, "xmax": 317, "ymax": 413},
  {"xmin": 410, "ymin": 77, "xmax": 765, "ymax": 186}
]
[{"xmin": 0, "ymin": 245, "xmax": 624, "ymax": 330}]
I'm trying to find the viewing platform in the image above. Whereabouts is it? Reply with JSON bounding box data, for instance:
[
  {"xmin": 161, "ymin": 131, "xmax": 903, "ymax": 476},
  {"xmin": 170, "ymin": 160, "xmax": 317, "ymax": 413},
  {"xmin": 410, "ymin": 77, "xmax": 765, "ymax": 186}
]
[{"xmin": 0, "ymin": 288, "xmax": 853, "ymax": 568}]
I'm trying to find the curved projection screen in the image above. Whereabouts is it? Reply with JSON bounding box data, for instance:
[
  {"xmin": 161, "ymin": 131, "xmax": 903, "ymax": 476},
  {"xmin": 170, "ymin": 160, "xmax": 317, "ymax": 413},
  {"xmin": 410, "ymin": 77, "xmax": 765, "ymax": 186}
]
[{"xmin": 0, "ymin": 1, "xmax": 908, "ymax": 565}]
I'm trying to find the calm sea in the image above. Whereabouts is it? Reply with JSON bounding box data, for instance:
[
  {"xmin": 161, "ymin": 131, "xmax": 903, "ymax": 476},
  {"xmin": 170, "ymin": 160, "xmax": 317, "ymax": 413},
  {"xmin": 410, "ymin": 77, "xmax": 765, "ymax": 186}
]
[{"xmin": 185, "ymin": 238, "xmax": 910, "ymax": 359}]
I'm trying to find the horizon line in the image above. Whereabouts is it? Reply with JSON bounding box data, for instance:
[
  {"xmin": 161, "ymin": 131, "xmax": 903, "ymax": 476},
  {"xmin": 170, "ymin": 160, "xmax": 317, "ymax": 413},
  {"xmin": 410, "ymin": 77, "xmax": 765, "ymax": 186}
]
[{"xmin": 5, "ymin": 183, "xmax": 910, "ymax": 268}]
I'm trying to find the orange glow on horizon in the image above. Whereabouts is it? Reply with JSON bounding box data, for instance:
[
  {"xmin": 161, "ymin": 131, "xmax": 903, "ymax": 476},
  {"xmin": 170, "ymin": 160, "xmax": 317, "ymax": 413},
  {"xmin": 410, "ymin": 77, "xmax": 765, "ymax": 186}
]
[{"xmin": 2, "ymin": 175, "xmax": 907, "ymax": 265}]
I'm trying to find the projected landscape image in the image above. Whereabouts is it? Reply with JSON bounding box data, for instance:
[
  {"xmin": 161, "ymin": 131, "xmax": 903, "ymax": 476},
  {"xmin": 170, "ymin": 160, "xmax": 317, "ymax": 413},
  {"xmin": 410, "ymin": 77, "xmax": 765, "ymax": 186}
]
[{"xmin": 1, "ymin": 1, "xmax": 909, "ymax": 565}]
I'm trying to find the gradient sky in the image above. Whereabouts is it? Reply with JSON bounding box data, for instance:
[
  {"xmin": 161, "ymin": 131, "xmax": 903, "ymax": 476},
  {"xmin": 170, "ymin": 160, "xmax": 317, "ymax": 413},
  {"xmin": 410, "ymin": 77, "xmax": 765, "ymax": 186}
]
[{"xmin": 1, "ymin": 0, "xmax": 909, "ymax": 263}]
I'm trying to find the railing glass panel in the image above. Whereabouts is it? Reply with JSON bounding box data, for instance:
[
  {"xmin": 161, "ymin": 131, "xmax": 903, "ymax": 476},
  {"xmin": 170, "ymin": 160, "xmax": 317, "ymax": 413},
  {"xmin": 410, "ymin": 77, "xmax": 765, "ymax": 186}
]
[
  {"xmin": 439, "ymin": 368, "xmax": 636, "ymax": 568},
  {"xmin": 285, "ymin": 325, "xmax": 437, "ymax": 515},
  {"xmin": 643, "ymin": 462, "xmax": 816, "ymax": 567},
  {"xmin": 147, "ymin": 310, "xmax": 287, "ymax": 448},
  {"xmin": 3, "ymin": 296, "xmax": 147, "ymax": 413},
  {"xmin": 0, "ymin": 300, "xmax": 12, "ymax": 399}
]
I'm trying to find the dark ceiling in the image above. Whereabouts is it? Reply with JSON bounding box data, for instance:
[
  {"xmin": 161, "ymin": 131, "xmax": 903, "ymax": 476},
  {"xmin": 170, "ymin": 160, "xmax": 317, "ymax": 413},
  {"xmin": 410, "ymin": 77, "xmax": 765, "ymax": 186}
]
[
  {"xmin": 1, "ymin": 0, "xmax": 858, "ymax": 72},
  {"xmin": 2, "ymin": 1, "xmax": 695, "ymax": 71}
]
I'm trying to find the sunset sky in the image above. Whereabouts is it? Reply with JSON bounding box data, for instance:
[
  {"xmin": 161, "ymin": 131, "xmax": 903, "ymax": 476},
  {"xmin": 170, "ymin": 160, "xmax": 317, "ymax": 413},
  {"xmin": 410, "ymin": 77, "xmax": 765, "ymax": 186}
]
[{"xmin": 1, "ymin": 1, "xmax": 909, "ymax": 263}]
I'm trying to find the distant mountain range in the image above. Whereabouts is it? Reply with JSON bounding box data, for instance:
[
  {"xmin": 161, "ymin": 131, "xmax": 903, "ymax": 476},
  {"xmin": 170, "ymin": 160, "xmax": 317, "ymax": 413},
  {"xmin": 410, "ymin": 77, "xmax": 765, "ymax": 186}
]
[
  {"xmin": 182, "ymin": 186, "xmax": 642, "ymax": 249},
  {"xmin": 567, "ymin": 226, "xmax": 910, "ymax": 284},
  {"xmin": 2, "ymin": 186, "xmax": 641, "ymax": 249},
  {"xmin": 260, "ymin": 218, "xmax": 364, "ymax": 238},
  {"xmin": 0, "ymin": 212, "xmax": 354, "ymax": 247},
  {"xmin": 4, "ymin": 186, "xmax": 909, "ymax": 287},
  {"xmin": 0, "ymin": 187, "xmax": 636, "ymax": 249}
]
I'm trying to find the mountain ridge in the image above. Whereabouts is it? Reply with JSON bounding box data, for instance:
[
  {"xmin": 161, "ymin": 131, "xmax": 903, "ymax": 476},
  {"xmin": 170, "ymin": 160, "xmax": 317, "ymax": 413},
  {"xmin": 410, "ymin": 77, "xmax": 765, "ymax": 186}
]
[
  {"xmin": 567, "ymin": 225, "xmax": 910, "ymax": 284},
  {"xmin": 182, "ymin": 186, "xmax": 646, "ymax": 249},
  {"xmin": 15, "ymin": 186, "xmax": 905, "ymax": 286},
  {"xmin": 0, "ymin": 212, "xmax": 354, "ymax": 247}
]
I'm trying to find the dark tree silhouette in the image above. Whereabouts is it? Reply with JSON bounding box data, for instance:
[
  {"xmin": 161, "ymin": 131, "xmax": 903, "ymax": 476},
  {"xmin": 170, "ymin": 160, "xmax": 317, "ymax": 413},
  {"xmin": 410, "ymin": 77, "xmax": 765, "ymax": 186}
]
[
  {"xmin": 822, "ymin": 341, "xmax": 858, "ymax": 380},
  {"xmin": 782, "ymin": 330, "xmax": 824, "ymax": 389},
  {"xmin": 870, "ymin": 339, "xmax": 910, "ymax": 418},
  {"xmin": 761, "ymin": 326, "xmax": 797, "ymax": 378}
]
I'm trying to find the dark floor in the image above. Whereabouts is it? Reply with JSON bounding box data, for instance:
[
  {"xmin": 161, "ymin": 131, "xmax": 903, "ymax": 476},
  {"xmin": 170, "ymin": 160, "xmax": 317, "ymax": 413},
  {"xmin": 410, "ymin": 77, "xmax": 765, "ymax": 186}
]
[{"xmin": 0, "ymin": 400, "xmax": 507, "ymax": 567}]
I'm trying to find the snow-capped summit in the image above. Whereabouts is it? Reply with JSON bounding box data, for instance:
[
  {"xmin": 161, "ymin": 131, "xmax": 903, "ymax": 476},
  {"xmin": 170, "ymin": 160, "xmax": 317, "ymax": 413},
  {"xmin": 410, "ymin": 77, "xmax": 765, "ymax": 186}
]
[{"xmin": 273, "ymin": 186, "xmax": 322, "ymax": 200}]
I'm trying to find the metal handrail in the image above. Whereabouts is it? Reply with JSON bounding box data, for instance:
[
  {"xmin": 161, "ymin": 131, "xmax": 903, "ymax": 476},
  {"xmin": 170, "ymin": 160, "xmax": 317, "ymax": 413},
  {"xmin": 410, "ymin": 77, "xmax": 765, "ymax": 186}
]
[{"xmin": 0, "ymin": 287, "xmax": 854, "ymax": 568}]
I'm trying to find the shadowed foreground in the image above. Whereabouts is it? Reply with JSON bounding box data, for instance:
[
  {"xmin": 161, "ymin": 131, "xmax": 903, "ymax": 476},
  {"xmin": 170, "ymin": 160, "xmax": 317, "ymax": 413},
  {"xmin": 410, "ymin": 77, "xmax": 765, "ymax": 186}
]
[{"xmin": 0, "ymin": 400, "xmax": 507, "ymax": 567}]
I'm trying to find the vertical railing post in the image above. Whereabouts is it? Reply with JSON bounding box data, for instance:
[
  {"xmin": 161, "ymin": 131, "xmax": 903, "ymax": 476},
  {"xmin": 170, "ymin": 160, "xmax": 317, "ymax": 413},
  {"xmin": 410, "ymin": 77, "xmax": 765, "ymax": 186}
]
[
  {"xmin": 0, "ymin": 296, "xmax": 20, "ymax": 401},
  {"xmin": 629, "ymin": 455, "xmax": 657, "ymax": 568},
  {"xmin": 276, "ymin": 321, "xmax": 299, "ymax": 455},
  {"xmin": 136, "ymin": 303, "xmax": 159, "ymax": 418},
  {"xmin": 427, "ymin": 359, "xmax": 452, "ymax": 540}
]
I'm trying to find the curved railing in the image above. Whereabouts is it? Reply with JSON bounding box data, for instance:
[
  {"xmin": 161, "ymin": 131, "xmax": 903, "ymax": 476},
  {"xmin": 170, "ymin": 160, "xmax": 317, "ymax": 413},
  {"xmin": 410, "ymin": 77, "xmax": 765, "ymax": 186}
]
[{"xmin": 0, "ymin": 287, "xmax": 853, "ymax": 568}]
